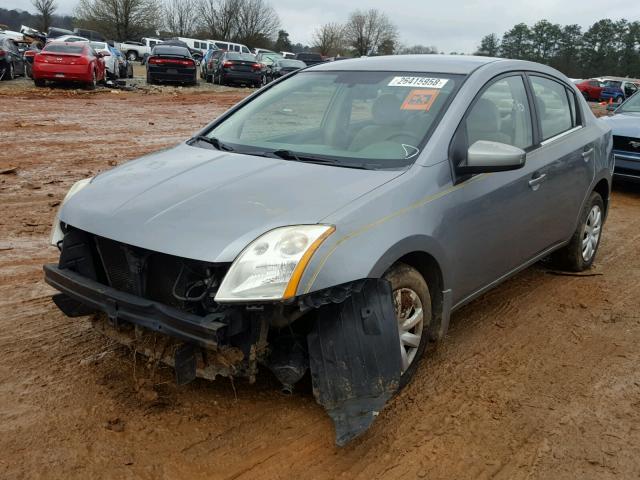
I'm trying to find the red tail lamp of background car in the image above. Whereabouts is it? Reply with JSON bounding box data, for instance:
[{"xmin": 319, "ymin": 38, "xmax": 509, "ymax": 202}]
[{"xmin": 148, "ymin": 57, "xmax": 195, "ymax": 66}]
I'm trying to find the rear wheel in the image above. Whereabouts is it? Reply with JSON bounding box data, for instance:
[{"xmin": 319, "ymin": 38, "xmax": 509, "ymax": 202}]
[
  {"xmin": 146, "ymin": 72, "xmax": 154, "ymax": 85},
  {"xmin": 383, "ymin": 263, "xmax": 431, "ymax": 388},
  {"xmin": 86, "ymin": 69, "xmax": 97, "ymax": 90},
  {"xmin": 206, "ymin": 73, "xmax": 212, "ymax": 83},
  {"xmin": 550, "ymin": 191, "xmax": 604, "ymax": 271},
  {"xmin": 34, "ymin": 78, "xmax": 45, "ymax": 87},
  {"xmin": 582, "ymin": 91, "xmax": 590, "ymax": 101},
  {"xmin": 7, "ymin": 62, "xmax": 15, "ymax": 80},
  {"xmin": 127, "ymin": 51, "xmax": 138, "ymax": 61}
]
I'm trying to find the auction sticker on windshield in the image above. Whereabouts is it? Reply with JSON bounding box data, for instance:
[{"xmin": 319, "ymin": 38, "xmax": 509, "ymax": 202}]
[{"xmin": 388, "ymin": 77, "xmax": 448, "ymax": 88}]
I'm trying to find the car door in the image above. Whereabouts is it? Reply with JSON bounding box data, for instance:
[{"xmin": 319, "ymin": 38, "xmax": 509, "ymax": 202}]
[
  {"xmin": 526, "ymin": 75, "xmax": 595, "ymax": 244},
  {"xmin": 445, "ymin": 73, "xmax": 556, "ymax": 303}
]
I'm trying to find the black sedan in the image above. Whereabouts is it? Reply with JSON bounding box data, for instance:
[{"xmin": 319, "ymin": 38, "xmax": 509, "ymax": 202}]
[
  {"xmin": 267, "ymin": 59, "xmax": 306, "ymax": 82},
  {"xmin": 146, "ymin": 45, "xmax": 197, "ymax": 86},
  {"xmin": 211, "ymin": 52, "xmax": 261, "ymax": 87},
  {"xmin": 0, "ymin": 36, "xmax": 26, "ymax": 80}
]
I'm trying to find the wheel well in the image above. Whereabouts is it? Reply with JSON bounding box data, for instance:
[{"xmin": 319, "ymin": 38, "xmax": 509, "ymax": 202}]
[
  {"xmin": 593, "ymin": 178, "xmax": 609, "ymax": 213},
  {"xmin": 394, "ymin": 251, "xmax": 444, "ymax": 341}
]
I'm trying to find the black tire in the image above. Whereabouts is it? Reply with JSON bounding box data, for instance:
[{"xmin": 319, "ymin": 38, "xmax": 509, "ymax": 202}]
[
  {"xmin": 383, "ymin": 263, "xmax": 432, "ymax": 389},
  {"xmin": 127, "ymin": 51, "xmax": 138, "ymax": 62},
  {"xmin": 146, "ymin": 72, "xmax": 154, "ymax": 85},
  {"xmin": 582, "ymin": 91, "xmax": 589, "ymax": 101},
  {"xmin": 26, "ymin": 63, "xmax": 32, "ymax": 78},
  {"xmin": 7, "ymin": 62, "xmax": 15, "ymax": 80},
  {"xmin": 86, "ymin": 69, "xmax": 97, "ymax": 90},
  {"xmin": 206, "ymin": 73, "xmax": 212, "ymax": 83},
  {"xmin": 34, "ymin": 78, "xmax": 45, "ymax": 87},
  {"xmin": 550, "ymin": 191, "xmax": 604, "ymax": 272}
]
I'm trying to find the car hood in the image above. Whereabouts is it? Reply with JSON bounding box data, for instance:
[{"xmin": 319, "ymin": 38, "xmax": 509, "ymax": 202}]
[
  {"xmin": 60, "ymin": 143, "xmax": 403, "ymax": 262},
  {"xmin": 600, "ymin": 112, "xmax": 640, "ymax": 137}
]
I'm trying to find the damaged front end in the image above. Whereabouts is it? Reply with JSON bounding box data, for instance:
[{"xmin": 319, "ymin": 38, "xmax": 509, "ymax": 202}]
[{"xmin": 44, "ymin": 226, "xmax": 403, "ymax": 445}]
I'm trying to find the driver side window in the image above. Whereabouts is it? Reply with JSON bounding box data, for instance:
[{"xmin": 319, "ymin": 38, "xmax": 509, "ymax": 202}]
[{"xmin": 465, "ymin": 76, "xmax": 533, "ymax": 150}]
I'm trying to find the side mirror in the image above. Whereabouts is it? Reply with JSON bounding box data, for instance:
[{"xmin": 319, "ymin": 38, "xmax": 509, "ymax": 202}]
[{"xmin": 457, "ymin": 140, "xmax": 526, "ymax": 174}]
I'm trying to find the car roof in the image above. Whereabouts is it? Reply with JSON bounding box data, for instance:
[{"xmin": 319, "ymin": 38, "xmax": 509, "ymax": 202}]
[{"xmin": 309, "ymin": 54, "xmax": 503, "ymax": 74}]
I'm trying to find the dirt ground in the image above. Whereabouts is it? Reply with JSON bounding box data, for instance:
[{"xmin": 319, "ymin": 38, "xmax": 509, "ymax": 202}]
[{"xmin": 1, "ymin": 80, "xmax": 640, "ymax": 480}]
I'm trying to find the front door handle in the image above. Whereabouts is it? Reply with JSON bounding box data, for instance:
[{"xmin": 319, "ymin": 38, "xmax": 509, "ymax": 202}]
[
  {"xmin": 582, "ymin": 147, "xmax": 594, "ymax": 161},
  {"xmin": 528, "ymin": 173, "xmax": 547, "ymax": 190}
]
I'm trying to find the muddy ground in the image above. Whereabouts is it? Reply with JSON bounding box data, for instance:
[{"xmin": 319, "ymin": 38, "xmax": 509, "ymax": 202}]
[{"xmin": 1, "ymin": 80, "xmax": 639, "ymax": 480}]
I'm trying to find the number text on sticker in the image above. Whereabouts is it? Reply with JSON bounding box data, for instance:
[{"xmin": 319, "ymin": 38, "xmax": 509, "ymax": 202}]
[{"xmin": 388, "ymin": 77, "xmax": 449, "ymax": 89}]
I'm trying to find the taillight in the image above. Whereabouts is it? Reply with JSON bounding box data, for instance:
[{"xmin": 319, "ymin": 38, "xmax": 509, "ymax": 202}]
[
  {"xmin": 148, "ymin": 56, "xmax": 161, "ymax": 64},
  {"xmin": 223, "ymin": 60, "xmax": 233, "ymax": 68},
  {"xmin": 149, "ymin": 57, "xmax": 194, "ymax": 66},
  {"xmin": 0, "ymin": 49, "xmax": 5, "ymax": 57},
  {"xmin": 251, "ymin": 63, "xmax": 261, "ymax": 71}
]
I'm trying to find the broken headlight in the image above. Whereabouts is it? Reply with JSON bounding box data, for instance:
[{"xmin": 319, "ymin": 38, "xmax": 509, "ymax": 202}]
[
  {"xmin": 49, "ymin": 177, "xmax": 93, "ymax": 246},
  {"xmin": 215, "ymin": 225, "xmax": 335, "ymax": 302}
]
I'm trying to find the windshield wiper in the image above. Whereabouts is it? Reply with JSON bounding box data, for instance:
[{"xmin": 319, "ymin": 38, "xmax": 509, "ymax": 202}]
[
  {"xmin": 263, "ymin": 149, "xmax": 370, "ymax": 169},
  {"xmin": 189, "ymin": 135, "xmax": 234, "ymax": 151}
]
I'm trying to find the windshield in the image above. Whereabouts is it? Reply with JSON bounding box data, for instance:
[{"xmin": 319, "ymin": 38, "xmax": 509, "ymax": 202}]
[
  {"xmin": 618, "ymin": 92, "xmax": 640, "ymax": 113},
  {"xmin": 227, "ymin": 53, "xmax": 256, "ymax": 61},
  {"xmin": 603, "ymin": 80, "xmax": 622, "ymax": 88},
  {"xmin": 203, "ymin": 71, "xmax": 462, "ymax": 169}
]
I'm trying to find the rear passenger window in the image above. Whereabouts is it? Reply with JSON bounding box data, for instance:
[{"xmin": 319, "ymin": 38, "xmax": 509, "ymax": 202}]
[
  {"xmin": 566, "ymin": 88, "xmax": 579, "ymax": 127},
  {"xmin": 530, "ymin": 76, "xmax": 573, "ymax": 140},
  {"xmin": 465, "ymin": 75, "xmax": 533, "ymax": 150}
]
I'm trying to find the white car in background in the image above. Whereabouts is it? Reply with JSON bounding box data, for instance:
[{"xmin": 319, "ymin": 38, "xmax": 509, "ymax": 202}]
[
  {"xmin": 49, "ymin": 34, "xmax": 90, "ymax": 43},
  {"xmin": 89, "ymin": 41, "xmax": 118, "ymax": 79}
]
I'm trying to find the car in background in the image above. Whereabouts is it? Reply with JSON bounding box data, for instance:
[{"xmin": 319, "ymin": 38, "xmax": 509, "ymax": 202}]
[
  {"xmin": 281, "ymin": 51, "xmax": 296, "ymax": 59},
  {"xmin": 253, "ymin": 47, "xmax": 276, "ymax": 56},
  {"xmin": 576, "ymin": 79, "xmax": 604, "ymax": 101},
  {"xmin": 73, "ymin": 28, "xmax": 106, "ymax": 42},
  {"xmin": 46, "ymin": 27, "xmax": 73, "ymax": 39},
  {"xmin": 0, "ymin": 36, "xmax": 26, "ymax": 80},
  {"xmin": 50, "ymin": 34, "xmax": 90, "ymax": 44},
  {"xmin": 600, "ymin": 79, "xmax": 639, "ymax": 104},
  {"xmin": 146, "ymin": 45, "xmax": 197, "ymax": 86},
  {"xmin": 294, "ymin": 52, "xmax": 325, "ymax": 66},
  {"xmin": 158, "ymin": 39, "xmax": 203, "ymax": 65},
  {"xmin": 117, "ymin": 37, "xmax": 163, "ymax": 61},
  {"xmin": 600, "ymin": 91, "xmax": 640, "ymax": 182},
  {"xmin": 45, "ymin": 55, "xmax": 613, "ymax": 447},
  {"xmin": 23, "ymin": 45, "xmax": 40, "ymax": 77},
  {"xmin": 201, "ymin": 49, "xmax": 224, "ymax": 83},
  {"xmin": 90, "ymin": 41, "xmax": 118, "ymax": 79},
  {"xmin": 110, "ymin": 46, "xmax": 133, "ymax": 78},
  {"xmin": 32, "ymin": 41, "xmax": 106, "ymax": 89},
  {"xmin": 266, "ymin": 58, "xmax": 306, "ymax": 82},
  {"xmin": 210, "ymin": 40, "xmax": 251, "ymax": 54},
  {"xmin": 210, "ymin": 51, "xmax": 261, "ymax": 87}
]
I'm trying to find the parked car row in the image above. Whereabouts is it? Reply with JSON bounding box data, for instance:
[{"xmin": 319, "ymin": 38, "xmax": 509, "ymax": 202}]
[
  {"xmin": 600, "ymin": 90, "xmax": 640, "ymax": 183},
  {"xmin": 576, "ymin": 78, "xmax": 640, "ymax": 103}
]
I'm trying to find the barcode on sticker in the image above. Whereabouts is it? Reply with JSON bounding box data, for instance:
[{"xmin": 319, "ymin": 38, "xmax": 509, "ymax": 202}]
[{"xmin": 388, "ymin": 77, "xmax": 448, "ymax": 89}]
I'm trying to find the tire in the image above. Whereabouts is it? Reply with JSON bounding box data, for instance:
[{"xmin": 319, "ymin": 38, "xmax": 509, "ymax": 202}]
[
  {"xmin": 206, "ymin": 73, "xmax": 212, "ymax": 83},
  {"xmin": 86, "ymin": 69, "xmax": 97, "ymax": 90},
  {"xmin": 616, "ymin": 96, "xmax": 623, "ymax": 104},
  {"xmin": 146, "ymin": 72, "xmax": 154, "ymax": 85},
  {"xmin": 7, "ymin": 62, "xmax": 15, "ymax": 80},
  {"xmin": 34, "ymin": 78, "xmax": 45, "ymax": 87},
  {"xmin": 383, "ymin": 263, "xmax": 432, "ymax": 388},
  {"xmin": 550, "ymin": 191, "xmax": 604, "ymax": 272},
  {"xmin": 582, "ymin": 91, "xmax": 589, "ymax": 101},
  {"xmin": 26, "ymin": 63, "xmax": 32, "ymax": 78},
  {"xmin": 127, "ymin": 51, "xmax": 138, "ymax": 62}
]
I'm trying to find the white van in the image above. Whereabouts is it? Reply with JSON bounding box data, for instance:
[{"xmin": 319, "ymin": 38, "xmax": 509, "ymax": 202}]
[
  {"xmin": 208, "ymin": 39, "xmax": 251, "ymax": 54},
  {"xmin": 173, "ymin": 37, "xmax": 218, "ymax": 53}
]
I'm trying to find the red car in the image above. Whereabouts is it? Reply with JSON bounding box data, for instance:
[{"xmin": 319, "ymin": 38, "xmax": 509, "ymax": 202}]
[
  {"xmin": 32, "ymin": 42, "xmax": 106, "ymax": 89},
  {"xmin": 576, "ymin": 79, "xmax": 604, "ymax": 101}
]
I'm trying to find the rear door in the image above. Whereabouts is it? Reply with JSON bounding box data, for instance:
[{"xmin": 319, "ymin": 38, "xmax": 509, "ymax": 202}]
[{"xmin": 525, "ymin": 74, "xmax": 595, "ymax": 244}]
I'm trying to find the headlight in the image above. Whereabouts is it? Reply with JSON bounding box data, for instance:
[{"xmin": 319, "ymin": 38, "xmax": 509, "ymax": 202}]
[
  {"xmin": 215, "ymin": 225, "xmax": 335, "ymax": 302},
  {"xmin": 49, "ymin": 177, "xmax": 92, "ymax": 246}
]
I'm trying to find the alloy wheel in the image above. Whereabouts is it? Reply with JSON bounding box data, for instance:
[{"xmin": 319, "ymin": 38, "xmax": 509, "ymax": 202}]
[
  {"xmin": 392, "ymin": 287, "xmax": 424, "ymax": 374},
  {"xmin": 582, "ymin": 204, "xmax": 602, "ymax": 262}
]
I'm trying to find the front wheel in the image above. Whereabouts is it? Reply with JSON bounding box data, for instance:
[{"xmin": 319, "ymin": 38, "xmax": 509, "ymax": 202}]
[
  {"xmin": 384, "ymin": 263, "xmax": 431, "ymax": 388},
  {"xmin": 550, "ymin": 191, "xmax": 604, "ymax": 271}
]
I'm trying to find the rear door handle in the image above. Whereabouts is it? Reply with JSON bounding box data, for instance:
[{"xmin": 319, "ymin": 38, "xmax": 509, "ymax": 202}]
[
  {"xmin": 582, "ymin": 147, "xmax": 594, "ymax": 161},
  {"xmin": 528, "ymin": 173, "xmax": 547, "ymax": 190}
]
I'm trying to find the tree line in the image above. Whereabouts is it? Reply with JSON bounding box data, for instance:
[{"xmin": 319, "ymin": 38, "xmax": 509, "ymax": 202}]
[{"xmin": 477, "ymin": 19, "xmax": 640, "ymax": 79}]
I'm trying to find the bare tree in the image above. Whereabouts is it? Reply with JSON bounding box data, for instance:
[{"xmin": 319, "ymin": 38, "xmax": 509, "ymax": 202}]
[
  {"xmin": 397, "ymin": 44, "xmax": 439, "ymax": 55},
  {"xmin": 344, "ymin": 9, "xmax": 397, "ymax": 56},
  {"xmin": 164, "ymin": 0, "xmax": 197, "ymax": 36},
  {"xmin": 75, "ymin": 0, "xmax": 161, "ymax": 41},
  {"xmin": 31, "ymin": 0, "xmax": 57, "ymax": 32},
  {"xmin": 197, "ymin": 0, "xmax": 243, "ymax": 39},
  {"xmin": 312, "ymin": 22, "xmax": 345, "ymax": 56},
  {"xmin": 235, "ymin": 0, "xmax": 279, "ymax": 46}
]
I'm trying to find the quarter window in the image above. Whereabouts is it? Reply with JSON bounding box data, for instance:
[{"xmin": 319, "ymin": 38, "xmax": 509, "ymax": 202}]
[
  {"xmin": 530, "ymin": 76, "xmax": 574, "ymax": 141},
  {"xmin": 465, "ymin": 75, "xmax": 533, "ymax": 150}
]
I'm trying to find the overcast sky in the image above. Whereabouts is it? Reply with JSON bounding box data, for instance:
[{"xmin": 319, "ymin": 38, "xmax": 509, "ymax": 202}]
[{"xmin": 3, "ymin": 0, "xmax": 638, "ymax": 52}]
